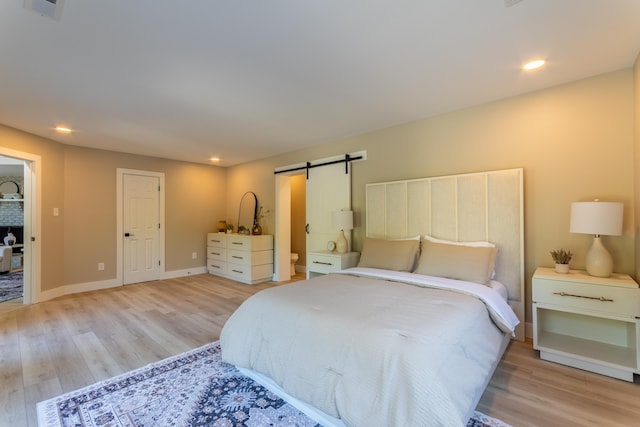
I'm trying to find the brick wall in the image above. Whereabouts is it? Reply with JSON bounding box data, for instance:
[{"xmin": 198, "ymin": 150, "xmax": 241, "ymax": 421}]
[{"xmin": 0, "ymin": 176, "xmax": 24, "ymax": 226}]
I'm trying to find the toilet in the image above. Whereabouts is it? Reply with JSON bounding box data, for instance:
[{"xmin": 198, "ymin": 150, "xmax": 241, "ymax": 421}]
[{"xmin": 290, "ymin": 253, "xmax": 299, "ymax": 276}]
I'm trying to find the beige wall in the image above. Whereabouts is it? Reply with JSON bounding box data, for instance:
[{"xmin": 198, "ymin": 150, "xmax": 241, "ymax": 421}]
[
  {"xmin": 0, "ymin": 125, "xmax": 66, "ymax": 292},
  {"xmin": 227, "ymin": 69, "xmax": 636, "ymax": 323},
  {"xmin": 62, "ymin": 146, "xmax": 226, "ymax": 285},
  {"xmin": 1, "ymin": 125, "xmax": 227, "ymax": 293}
]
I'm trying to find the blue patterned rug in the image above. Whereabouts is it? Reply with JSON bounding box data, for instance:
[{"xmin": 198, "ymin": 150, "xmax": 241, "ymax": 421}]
[
  {"xmin": 0, "ymin": 270, "xmax": 22, "ymax": 303},
  {"xmin": 38, "ymin": 341, "xmax": 511, "ymax": 427}
]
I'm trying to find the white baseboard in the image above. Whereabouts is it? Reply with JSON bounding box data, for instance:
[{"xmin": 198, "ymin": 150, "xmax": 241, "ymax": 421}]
[
  {"xmin": 161, "ymin": 266, "xmax": 208, "ymax": 279},
  {"xmin": 35, "ymin": 267, "xmax": 209, "ymax": 303},
  {"xmin": 37, "ymin": 278, "xmax": 121, "ymax": 303}
]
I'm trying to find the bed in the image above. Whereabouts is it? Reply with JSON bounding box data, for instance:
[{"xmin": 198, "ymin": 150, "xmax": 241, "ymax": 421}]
[{"xmin": 221, "ymin": 168, "xmax": 524, "ymax": 426}]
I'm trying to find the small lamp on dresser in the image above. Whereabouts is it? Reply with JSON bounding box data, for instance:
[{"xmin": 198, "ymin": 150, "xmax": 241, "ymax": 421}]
[
  {"xmin": 570, "ymin": 200, "xmax": 623, "ymax": 278},
  {"xmin": 332, "ymin": 210, "xmax": 353, "ymax": 254}
]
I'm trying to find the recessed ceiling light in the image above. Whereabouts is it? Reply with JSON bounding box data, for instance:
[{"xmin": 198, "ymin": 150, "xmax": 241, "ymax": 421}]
[
  {"xmin": 210, "ymin": 157, "xmax": 220, "ymax": 162},
  {"xmin": 55, "ymin": 126, "xmax": 72, "ymax": 134},
  {"xmin": 522, "ymin": 59, "xmax": 546, "ymax": 71}
]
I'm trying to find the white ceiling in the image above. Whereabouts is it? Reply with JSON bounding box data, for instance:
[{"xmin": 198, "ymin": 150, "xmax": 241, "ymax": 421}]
[{"xmin": 1, "ymin": 1, "xmax": 639, "ymax": 167}]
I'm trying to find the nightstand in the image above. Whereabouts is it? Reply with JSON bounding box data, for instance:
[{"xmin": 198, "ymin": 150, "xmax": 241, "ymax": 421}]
[
  {"xmin": 306, "ymin": 251, "xmax": 360, "ymax": 279},
  {"xmin": 532, "ymin": 267, "xmax": 640, "ymax": 381}
]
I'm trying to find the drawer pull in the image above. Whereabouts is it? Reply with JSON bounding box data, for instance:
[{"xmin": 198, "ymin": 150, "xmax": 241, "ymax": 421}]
[
  {"xmin": 313, "ymin": 261, "xmax": 333, "ymax": 266},
  {"xmin": 232, "ymin": 269, "xmax": 243, "ymax": 274},
  {"xmin": 210, "ymin": 252, "xmax": 220, "ymax": 256},
  {"xmin": 553, "ymin": 291, "xmax": 613, "ymax": 302},
  {"xmin": 232, "ymin": 255, "xmax": 244, "ymax": 260},
  {"xmin": 209, "ymin": 265, "xmax": 220, "ymax": 269},
  {"xmin": 231, "ymin": 242, "xmax": 244, "ymax": 246}
]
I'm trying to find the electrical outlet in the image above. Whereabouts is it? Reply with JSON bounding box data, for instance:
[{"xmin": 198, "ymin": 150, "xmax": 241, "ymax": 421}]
[
  {"xmin": 192, "ymin": 252, "xmax": 197, "ymax": 259},
  {"xmin": 98, "ymin": 262, "xmax": 105, "ymax": 271}
]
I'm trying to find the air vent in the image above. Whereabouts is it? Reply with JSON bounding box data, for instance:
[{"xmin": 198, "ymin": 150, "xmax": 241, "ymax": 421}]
[{"xmin": 24, "ymin": 0, "xmax": 65, "ymax": 21}]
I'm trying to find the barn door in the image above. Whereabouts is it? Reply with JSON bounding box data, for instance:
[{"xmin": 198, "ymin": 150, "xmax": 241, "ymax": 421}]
[{"xmin": 305, "ymin": 162, "xmax": 351, "ymax": 255}]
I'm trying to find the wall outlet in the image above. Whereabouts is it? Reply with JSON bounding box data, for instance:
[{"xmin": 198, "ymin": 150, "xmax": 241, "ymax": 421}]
[
  {"xmin": 98, "ymin": 262, "xmax": 105, "ymax": 271},
  {"xmin": 191, "ymin": 252, "xmax": 197, "ymax": 259}
]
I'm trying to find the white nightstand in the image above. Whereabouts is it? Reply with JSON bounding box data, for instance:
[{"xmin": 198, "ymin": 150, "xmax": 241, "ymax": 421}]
[
  {"xmin": 306, "ymin": 251, "xmax": 360, "ymax": 279},
  {"xmin": 532, "ymin": 267, "xmax": 640, "ymax": 381}
]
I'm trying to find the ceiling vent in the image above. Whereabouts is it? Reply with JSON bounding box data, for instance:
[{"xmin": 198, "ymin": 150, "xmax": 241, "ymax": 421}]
[{"xmin": 24, "ymin": 0, "xmax": 65, "ymax": 21}]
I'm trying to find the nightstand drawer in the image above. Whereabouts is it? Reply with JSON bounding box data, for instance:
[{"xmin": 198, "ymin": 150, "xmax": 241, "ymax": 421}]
[
  {"xmin": 308, "ymin": 253, "xmax": 342, "ymax": 274},
  {"xmin": 533, "ymin": 278, "xmax": 640, "ymax": 317}
]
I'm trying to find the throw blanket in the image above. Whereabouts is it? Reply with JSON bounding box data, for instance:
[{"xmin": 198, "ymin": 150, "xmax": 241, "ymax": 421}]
[{"xmin": 221, "ymin": 270, "xmax": 513, "ymax": 427}]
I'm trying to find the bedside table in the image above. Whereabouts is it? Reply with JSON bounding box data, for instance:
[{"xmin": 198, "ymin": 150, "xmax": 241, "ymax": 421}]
[
  {"xmin": 532, "ymin": 267, "xmax": 640, "ymax": 381},
  {"xmin": 306, "ymin": 251, "xmax": 360, "ymax": 279}
]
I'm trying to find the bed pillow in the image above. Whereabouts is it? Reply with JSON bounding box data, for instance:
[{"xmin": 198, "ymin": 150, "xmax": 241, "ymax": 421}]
[
  {"xmin": 414, "ymin": 239, "xmax": 498, "ymax": 285},
  {"xmin": 423, "ymin": 235, "xmax": 497, "ymax": 279},
  {"xmin": 423, "ymin": 235, "xmax": 495, "ymax": 248},
  {"xmin": 357, "ymin": 237, "xmax": 421, "ymax": 272}
]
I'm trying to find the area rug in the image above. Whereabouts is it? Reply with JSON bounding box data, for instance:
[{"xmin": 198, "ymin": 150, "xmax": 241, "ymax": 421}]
[
  {"xmin": 0, "ymin": 270, "xmax": 22, "ymax": 303},
  {"xmin": 37, "ymin": 341, "xmax": 512, "ymax": 427}
]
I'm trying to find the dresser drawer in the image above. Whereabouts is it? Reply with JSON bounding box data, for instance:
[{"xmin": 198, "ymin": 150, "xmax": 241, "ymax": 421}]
[
  {"xmin": 227, "ymin": 263, "xmax": 273, "ymax": 283},
  {"xmin": 207, "ymin": 258, "xmax": 227, "ymax": 275},
  {"xmin": 207, "ymin": 247, "xmax": 227, "ymax": 262},
  {"xmin": 533, "ymin": 278, "xmax": 639, "ymax": 317},
  {"xmin": 207, "ymin": 233, "xmax": 227, "ymax": 248},
  {"xmin": 227, "ymin": 234, "xmax": 273, "ymax": 251},
  {"xmin": 228, "ymin": 249, "xmax": 272, "ymax": 266}
]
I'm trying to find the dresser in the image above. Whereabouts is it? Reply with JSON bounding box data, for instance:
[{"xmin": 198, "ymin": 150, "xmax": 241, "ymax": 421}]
[
  {"xmin": 306, "ymin": 251, "xmax": 360, "ymax": 279},
  {"xmin": 206, "ymin": 233, "xmax": 273, "ymax": 285},
  {"xmin": 532, "ymin": 267, "xmax": 640, "ymax": 381}
]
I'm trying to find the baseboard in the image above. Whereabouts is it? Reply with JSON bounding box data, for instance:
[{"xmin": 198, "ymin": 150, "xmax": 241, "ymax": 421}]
[
  {"xmin": 161, "ymin": 267, "xmax": 208, "ymax": 279},
  {"xmin": 37, "ymin": 278, "xmax": 121, "ymax": 303},
  {"xmin": 35, "ymin": 267, "xmax": 209, "ymax": 303}
]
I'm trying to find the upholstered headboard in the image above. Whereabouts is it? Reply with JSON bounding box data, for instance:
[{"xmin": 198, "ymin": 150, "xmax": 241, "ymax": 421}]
[{"xmin": 365, "ymin": 168, "xmax": 525, "ymax": 340}]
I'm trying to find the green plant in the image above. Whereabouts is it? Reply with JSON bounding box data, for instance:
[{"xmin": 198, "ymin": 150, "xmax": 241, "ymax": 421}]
[
  {"xmin": 226, "ymin": 223, "xmax": 233, "ymax": 231},
  {"xmin": 550, "ymin": 248, "xmax": 572, "ymax": 264}
]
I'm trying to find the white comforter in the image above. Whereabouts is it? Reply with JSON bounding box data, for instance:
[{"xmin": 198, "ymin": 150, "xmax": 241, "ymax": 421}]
[{"xmin": 220, "ymin": 268, "xmax": 518, "ymax": 427}]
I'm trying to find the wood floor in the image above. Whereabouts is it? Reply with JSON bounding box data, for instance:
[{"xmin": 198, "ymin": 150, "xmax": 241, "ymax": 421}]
[{"xmin": 1, "ymin": 273, "xmax": 640, "ymax": 427}]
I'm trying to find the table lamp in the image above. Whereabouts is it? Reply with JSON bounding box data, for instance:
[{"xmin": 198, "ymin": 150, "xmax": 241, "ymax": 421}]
[
  {"xmin": 332, "ymin": 210, "xmax": 353, "ymax": 253},
  {"xmin": 570, "ymin": 200, "xmax": 623, "ymax": 277}
]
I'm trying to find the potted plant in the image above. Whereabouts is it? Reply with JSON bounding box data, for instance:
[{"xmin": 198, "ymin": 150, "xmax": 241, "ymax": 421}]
[
  {"xmin": 550, "ymin": 248, "xmax": 572, "ymax": 274},
  {"xmin": 226, "ymin": 223, "xmax": 234, "ymax": 234}
]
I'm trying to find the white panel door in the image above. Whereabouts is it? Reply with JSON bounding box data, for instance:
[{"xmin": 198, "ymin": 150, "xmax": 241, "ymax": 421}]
[
  {"xmin": 306, "ymin": 163, "xmax": 351, "ymax": 254},
  {"xmin": 123, "ymin": 174, "xmax": 160, "ymax": 285}
]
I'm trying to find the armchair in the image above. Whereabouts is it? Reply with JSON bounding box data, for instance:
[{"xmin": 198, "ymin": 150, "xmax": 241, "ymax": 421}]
[{"xmin": 0, "ymin": 246, "xmax": 12, "ymax": 273}]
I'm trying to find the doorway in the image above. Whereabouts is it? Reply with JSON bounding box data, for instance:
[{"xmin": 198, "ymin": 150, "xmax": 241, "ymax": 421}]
[
  {"xmin": 116, "ymin": 168, "xmax": 165, "ymax": 285},
  {"xmin": 273, "ymin": 151, "xmax": 365, "ymax": 282},
  {"xmin": 0, "ymin": 148, "xmax": 41, "ymax": 305}
]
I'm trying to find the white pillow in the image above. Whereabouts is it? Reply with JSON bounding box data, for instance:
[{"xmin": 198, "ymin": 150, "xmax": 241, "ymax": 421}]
[{"xmin": 423, "ymin": 235, "xmax": 495, "ymax": 248}]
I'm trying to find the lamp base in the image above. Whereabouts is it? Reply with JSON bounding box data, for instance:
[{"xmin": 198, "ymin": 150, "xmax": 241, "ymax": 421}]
[
  {"xmin": 336, "ymin": 230, "xmax": 348, "ymax": 254},
  {"xmin": 585, "ymin": 236, "xmax": 613, "ymax": 278}
]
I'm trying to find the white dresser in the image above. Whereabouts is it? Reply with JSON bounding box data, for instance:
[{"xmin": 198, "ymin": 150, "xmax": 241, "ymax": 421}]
[
  {"xmin": 207, "ymin": 233, "xmax": 273, "ymax": 285},
  {"xmin": 532, "ymin": 267, "xmax": 640, "ymax": 381}
]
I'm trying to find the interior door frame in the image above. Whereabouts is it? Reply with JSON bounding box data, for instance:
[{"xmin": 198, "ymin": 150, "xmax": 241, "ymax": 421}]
[
  {"xmin": 0, "ymin": 147, "xmax": 41, "ymax": 304},
  {"xmin": 273, "ymin": 151, "xmax": 366, "ymax": 282},
  {"xmin": 116, "ymin": 168, "xmax": 165, "ymax": 285}
]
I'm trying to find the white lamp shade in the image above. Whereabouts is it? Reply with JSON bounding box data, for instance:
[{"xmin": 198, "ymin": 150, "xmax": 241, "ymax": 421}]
[
  {"xmin": 332, "ymin": 210, "xmax": 354, "ymax": 231},
  {"xmin": 570, "ymin": 202, "xmax": 623, "ymax": 236}
]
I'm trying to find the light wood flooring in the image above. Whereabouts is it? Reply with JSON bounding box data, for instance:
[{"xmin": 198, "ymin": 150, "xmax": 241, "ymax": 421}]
[{"xmin": 1, "ymin": 273, "xmax": 640, "ymax": 427}]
